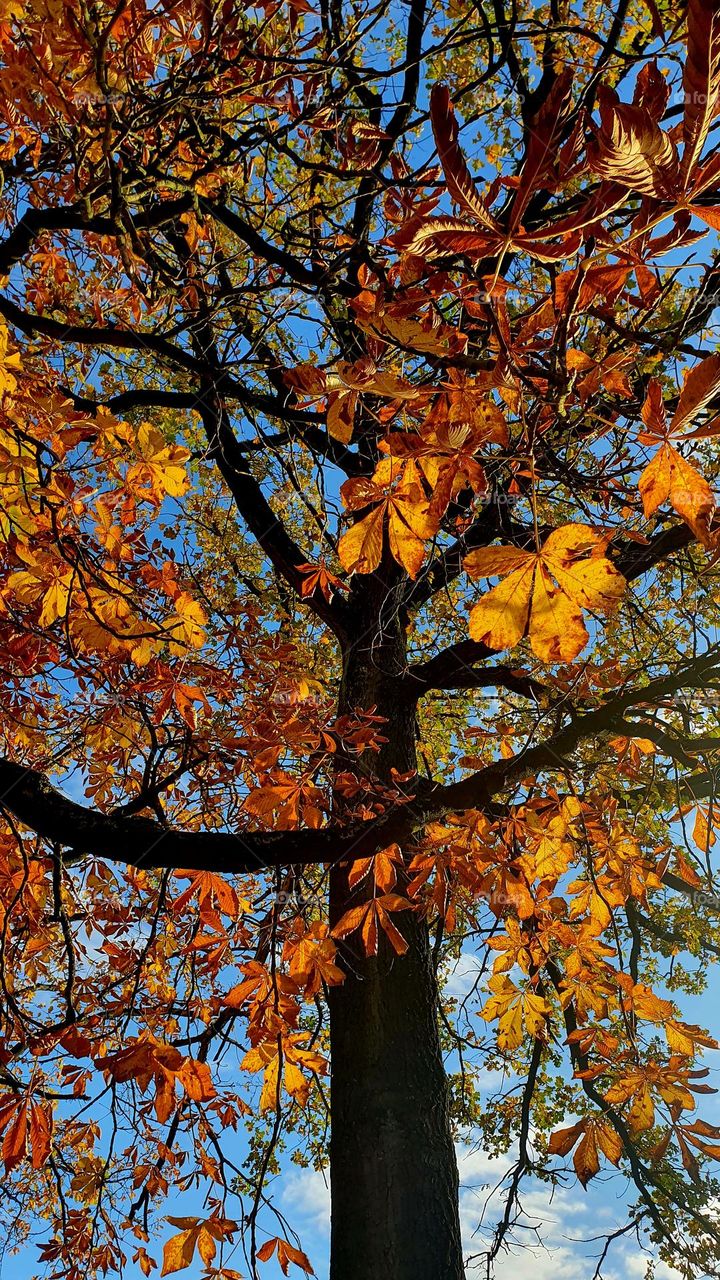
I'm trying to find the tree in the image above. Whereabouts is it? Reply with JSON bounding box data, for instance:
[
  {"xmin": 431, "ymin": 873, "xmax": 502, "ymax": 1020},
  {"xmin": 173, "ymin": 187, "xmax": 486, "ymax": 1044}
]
[{"xmin": 1, "ymin": 0, "xmax": 720, "ymax": 1276}]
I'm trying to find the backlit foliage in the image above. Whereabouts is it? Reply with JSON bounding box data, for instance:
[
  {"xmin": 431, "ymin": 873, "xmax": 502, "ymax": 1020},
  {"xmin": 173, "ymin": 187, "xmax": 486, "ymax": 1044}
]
[{"xmin": 0, "ymin": 0, "xmax": 719, "ymax": 1278}]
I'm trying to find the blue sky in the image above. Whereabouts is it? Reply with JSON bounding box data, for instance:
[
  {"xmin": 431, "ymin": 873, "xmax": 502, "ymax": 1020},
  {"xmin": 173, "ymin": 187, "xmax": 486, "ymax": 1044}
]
[{"xmin": 6, "ymin": 941, "xmax": 706, "ymax": 1280}]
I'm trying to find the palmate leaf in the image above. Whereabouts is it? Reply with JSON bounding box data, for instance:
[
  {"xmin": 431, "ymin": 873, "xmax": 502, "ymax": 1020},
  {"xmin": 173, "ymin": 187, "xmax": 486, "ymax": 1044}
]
[
  {"xmin": 161, "ymin": 1216, "xmax": 237, "ymax": 1277},
  {"xmin": 637, "ymin": 356, "xmax": 720, "ymax": 545},
  {"xmin": 404, "ymin": 81, "xmax": 624, "ymax": 265},
  {"xmin": 681, "ymin": 0, "xmax": 720, "ymax": 182},
  {"xmin": 430, "ymin": 84, "xmax": 499, "ymax": 230},
  {"xmin": 480, "ymin": 974, "xmax": 550, "ymax": 1050},
  {"xmin": 338, "ymin": 476, "xmax": 435, "ymax": 577},
  {"xmin": 587, "ymin": 87, "xmax": 679, "ymax": 198},
  {"xmin": 286, "ymin": 359, "xmax": 421, "ymax": 444},
  {"xmin": 395, "ymin": 219, "xmax": 584, "ymax": 264},
  {"xmin": 585, "ymin": 0, "xmax": 720, "ymax": 202},
  {"xmin": 257, "ymin": 1237, "xmax": 315, "ymax": 1276},
  {"xmin": 464, "ymin": 525, "xmax": 626, "ymax": 662},
  {"xmin": 394, "ymin": 183, "xmax": 625, "ymax": 265},
  {"xmin": 548, "ymin": 1117, "xmax": 623, "ymax": 1187}
]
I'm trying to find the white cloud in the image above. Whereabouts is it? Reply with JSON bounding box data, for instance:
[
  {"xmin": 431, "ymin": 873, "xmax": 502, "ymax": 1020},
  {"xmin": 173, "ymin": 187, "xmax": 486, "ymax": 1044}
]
[
  {"xmin": 281, "ymin": 1167, "xmax": 330, "ymax": 1237},
  {"xmin": 278, "ymin": 1141, "xmax": 688, "ymax": 1280},
  {"xmin": 444, "ymin": 950, "xmax": 486, "ymax": 1000},
  {"xmin": 620, "ymin": 1254, "xmax": 682, "ymax": 1280},
  {"xmin": 456, "ymin": 1140, "xmax": 674, "ymax": 1280}
]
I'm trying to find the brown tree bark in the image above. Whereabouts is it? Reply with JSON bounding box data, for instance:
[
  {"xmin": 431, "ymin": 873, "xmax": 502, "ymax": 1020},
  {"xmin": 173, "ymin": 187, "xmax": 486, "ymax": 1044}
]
[{"xmin": 327, "ymin": 574, "xmax": 464, "ymax": 1280}]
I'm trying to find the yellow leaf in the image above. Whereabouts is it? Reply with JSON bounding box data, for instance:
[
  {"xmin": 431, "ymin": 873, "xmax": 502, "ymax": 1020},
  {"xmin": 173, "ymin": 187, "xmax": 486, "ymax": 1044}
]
[
  {"xmin": 161, "ymin": 1224, "xmax": 201, "ymax": 1277},
  {"xmin": 128, "ymin": 422, "xmax": 190, "ymax": 500},
  {"xmin": 467, "ymin": 554, "xmax": 535, "ymax": 651},
  {"xmin": 639, "ymin": 443, "xmax": 716, "ymax": 546},
  {"xmin": 338, "ymin": 504, "xmax": 385, "ymax": 574},
  {"xmin": 466, "ymin": 524, "xmax": 625, "ymax": 661},
  {"xmin": 38, "ymin": 573, "xmax": 72, "ymax": 627},
  {"xmin": 0, "ymin": 324, "xmax": 21, "ymax": 395},
  {"xmin": 481, "ymin": 975, "xmax": 549, "ymax": 1050},
  {"xmin": 261, "ymin": 1053, "xmax": 280, "ymax": 1112},
  {"xmin": 284, "ymin": 1060, "xmax": 311, "ymax": 1106},
  {"xmin": 548, "ymin": 1118, "xmax": 586, "ymax": 1156},
  {"xmin": 628, "ymin": 1086, "xmax": 655, "ymax": 1134},
  {"xmin": 169, "ymin": 592, "xmax": 206, "ymax": 651},
  {"xmin": 327, "ymin": 390, "xmax": 357, "ymax": 443},
  {"xmin": 161, "ymin": 1217, "xmax": 236, "ymax": 1276},
  {"xmin": 693, "ymin": 806, "xmax": 717, "ymax": 851},
  {"xmin": 386, "ymin": 487, "xmax": 433, "ymax": 577}
]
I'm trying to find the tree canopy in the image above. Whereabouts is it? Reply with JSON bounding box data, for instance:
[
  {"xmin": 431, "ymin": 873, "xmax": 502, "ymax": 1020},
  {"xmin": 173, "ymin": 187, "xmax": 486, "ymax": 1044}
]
[{"xmin": 1, "ymin": 0, "xmax": 720, "ymax": 1277}]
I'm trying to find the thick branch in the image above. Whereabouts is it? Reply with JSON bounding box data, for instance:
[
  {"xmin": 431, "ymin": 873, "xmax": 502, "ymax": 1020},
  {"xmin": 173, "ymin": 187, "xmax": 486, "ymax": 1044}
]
[
  {"xmin": 3, "ymin": 658, "xmax": 718, "ymax": 875},
  {"xmin": 0, "ymin": 758, "xmax": 397, "ymax": 873},
  {"xmin": 0, "ymin": 295, "xmax": 328, "ymax": 430},
  {"xmin": 0, "ymin": 196, "xmax": 193, "ymax": 275},
  {"xmin": 616, "ymin": 522, "xmax": 696, "ymax": 582},
  {"xmin": 400, "ymin": 642, "xmax": 548, "ymax": 701}
]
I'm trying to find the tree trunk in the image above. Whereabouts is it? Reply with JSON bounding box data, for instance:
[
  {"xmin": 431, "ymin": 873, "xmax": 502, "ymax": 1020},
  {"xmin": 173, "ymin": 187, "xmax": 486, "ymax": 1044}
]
[{"xmin": 328, "ymin": 586, "xmax": 464, "ymax": 1280}]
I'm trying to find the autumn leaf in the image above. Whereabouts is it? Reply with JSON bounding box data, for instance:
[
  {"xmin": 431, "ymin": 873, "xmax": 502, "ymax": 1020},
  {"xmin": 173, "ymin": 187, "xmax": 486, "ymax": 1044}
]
[
  {"xmin": 480, "ymin": 975, "xmax": 550, "ymax": 1050},
  {"xmin": 241, "ymin": 1034, "xmax": 327, "ymax": 1112},
  {"xmin": 172, "ymin": 869, "xmax": 240, "ymax": 919},
  {"xmin": 133, "ymin": 1246, "xmax": 157, "ymax": 1277},
  {"xmin": 0, "ymin": 1097, "xmax": 26, "ymax": 1172},
  {"xmin": 530, "ymin": 814, "xmax": 575, "ymax": 883},
  {"xmin": 168, "ymin": 592, "xmax": 207, "ymax": 651},
  {"xmin": 7, "ymin": 554, "xmax": 73, "ymax": 627},
  {"xmin": 297, "ymin": 561, "xmax": 345, "ymax": 602},
  {"xmin": 587, "ymin": 86, "xmax": 678, "ymax": 198},
  {"xmin": 0, "ymin": 324, "xmax": 21, "ymax": 395},
  {"xmin": 284, "ymin": 921, "xmax": 345, "ymax": 996},
  {"xmin": 465, "ymin": 524, "xmax": 625, "ymax": 661},
  {"xmin": 636, "ymin": 364, "xmax": 720, "ymax": 544},
  {"xmin": 338, "ymin": 476, "xmax": 435, "ymax": 578},
  {"xmin": 29, "ymin": 1099, "xmax": 52, "ymax": 1167},
  {"xmin": 639, "ymin": 443, "xmax": 716, "ymax": 547},
  {"xmin": 95, "ymin": 1038, "xmax": 214, "ymax": 1123},
  {"xmin": 681, "ymin": 0, "xmax": 720, "ymax": 182},
  {"xmin": 161, "ymin": 1216, "xmax": 237, "ymax": 1276},
  {"xmin": 430, "ymin": 84, "xmax": 499, "ymax": 228},
  {"xmin": 693, "ymin": 806, "xmax": 718, "ymax": 852},
  {"xmin": 671, "ymin": 353, "xmax": 720, "ymax": 433},
  {"xmin": 177, "ymin": 1058, "xmax": 216, "ymax": 1103},
  {"xmin": 128, "ymin": 422, "xmax": 191, "ymax": 502},
  {"xmin": 257, "ymin": 1236, "xmax": 314, "ymax": 1275},
  {"xmin": 548, "ymin": 1116, "xmax": 622, "ymax": 1185},
  {"xmin": 332, "ymin": 894, "xmax": 412, "ymax": 957},
  {"xmin": 286, "ymin": 358, "xmax": 420, "ymax": 445}
]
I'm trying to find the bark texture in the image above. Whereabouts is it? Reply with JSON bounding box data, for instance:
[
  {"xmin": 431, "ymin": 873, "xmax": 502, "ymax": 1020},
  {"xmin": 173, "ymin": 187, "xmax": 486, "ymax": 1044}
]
[{"xmin": 328, "ymin": 578, "xmax": 464, "ymax": 1280}]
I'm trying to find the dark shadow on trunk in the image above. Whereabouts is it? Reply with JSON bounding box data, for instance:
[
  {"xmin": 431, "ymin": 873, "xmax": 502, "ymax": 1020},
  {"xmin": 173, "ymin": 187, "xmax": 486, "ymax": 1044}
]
[{"xmin": 328, "ymin": 581, "xmax": 464, "ymax": 1280}]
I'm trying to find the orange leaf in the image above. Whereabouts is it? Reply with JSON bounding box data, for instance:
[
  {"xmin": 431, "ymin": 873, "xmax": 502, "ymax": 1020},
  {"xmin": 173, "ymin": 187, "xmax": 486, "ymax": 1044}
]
[
  {"xmin": 258, "ymin": 1237, "xmax": 314, "ymax": 1275},
  {"xmin": 1, "ymin": 1099, "xmax": 27, "ymax": 1173},
  {"xmin": 671, "ymin": 353, "xmax": 720, "ymax": 434},
  {"xmin": 161, "ymin": 1224, "xmax": 201, "ymax": 1277},
  {"xmin": 29, "ymin": 1100, "xmax": 52, "ymax": 1168},
  {"xmin": 177, "ymin": 1059, "xmax": 216, "ymax": 1103},
  {"xmin": 639, "ymin": 443, "xmax": 716, "ymax": 547}
]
